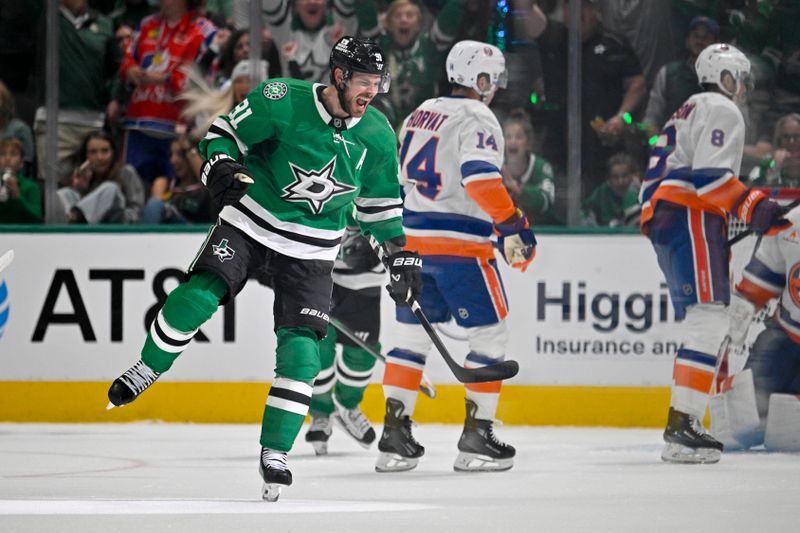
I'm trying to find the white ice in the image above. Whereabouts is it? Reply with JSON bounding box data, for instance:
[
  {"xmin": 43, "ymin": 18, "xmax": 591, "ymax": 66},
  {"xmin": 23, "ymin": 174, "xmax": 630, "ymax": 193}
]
[{"xmin": 0, "ymin": 423, "xmax": 798, "ymax": 532}]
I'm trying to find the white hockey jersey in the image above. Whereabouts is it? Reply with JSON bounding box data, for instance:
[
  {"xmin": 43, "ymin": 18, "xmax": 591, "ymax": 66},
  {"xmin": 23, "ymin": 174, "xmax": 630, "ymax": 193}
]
[
  {"xmin": 640, "ymin": 92, "xmax": 748, "ymax": 226},
  {"xmin": 399, "ymin": 96, "xmax": 515, "ymax": 259},
  {"xmin": 737, "ymin": 209, "xmax": 800, "ymax": 342}
]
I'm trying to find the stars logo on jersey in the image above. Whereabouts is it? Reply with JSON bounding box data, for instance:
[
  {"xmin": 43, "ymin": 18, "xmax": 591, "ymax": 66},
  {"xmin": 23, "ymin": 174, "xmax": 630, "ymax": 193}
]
[
  {"xmin": 263, "ymin": 81, "xmax": 288, "ymax": 100},
  {"xmin": 212, "ymin": 239, "xmax": 236, "ymax": 263},
  {"xmin": 282, "ymin": 157, "xmax": 356, "ymax": 214}
]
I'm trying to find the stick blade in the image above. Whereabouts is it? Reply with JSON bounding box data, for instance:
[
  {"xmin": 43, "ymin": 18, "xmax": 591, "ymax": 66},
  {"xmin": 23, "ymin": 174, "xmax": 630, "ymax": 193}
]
[{"xmin": 456, "ymin": 359, "xmax": 519, "ymax": 383}]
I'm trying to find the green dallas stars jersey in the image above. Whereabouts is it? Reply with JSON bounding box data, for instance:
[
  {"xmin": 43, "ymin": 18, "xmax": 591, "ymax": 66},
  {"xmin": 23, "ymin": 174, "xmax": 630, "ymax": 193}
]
[{"xmin": 199, "ymin": 77, "xmax": 404, "ymax": 261}]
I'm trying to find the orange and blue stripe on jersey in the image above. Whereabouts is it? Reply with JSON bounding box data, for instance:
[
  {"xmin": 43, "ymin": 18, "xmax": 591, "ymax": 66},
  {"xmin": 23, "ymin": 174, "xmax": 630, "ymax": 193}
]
[
  {"xmin": 737, "ymin": 257, "xmax": 785, "ymax": 309},
  {"xmin": 403, "ymin": 209, "xmax": 496, "ymax": 259},
  {"xmin": 640, "ymin": 166, "xmax": 748, "ymax": 229},
  {"xmin": 461, "ymin": 161, "xmax": 517, "ymax": 223}
]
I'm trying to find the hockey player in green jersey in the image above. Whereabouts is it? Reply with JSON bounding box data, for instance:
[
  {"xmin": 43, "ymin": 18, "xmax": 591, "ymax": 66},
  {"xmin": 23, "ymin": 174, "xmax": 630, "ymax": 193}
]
[{"xmin": 107, "ymin": 36, "xmax": 422, "ymax": 501}]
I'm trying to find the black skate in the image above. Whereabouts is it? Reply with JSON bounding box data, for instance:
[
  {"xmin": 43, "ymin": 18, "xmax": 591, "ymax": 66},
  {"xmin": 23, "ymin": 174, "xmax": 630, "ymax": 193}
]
[
  {"xmin": 375, "ymin": 398, "xmax": 424, "ymax": 472},
  {"xmin": 454, "ymin": 399, "xmax": 515, "ymax": 472},
  {"xmin": 107, "ymin": 360, "xmax": 161, "ymax": 409},
  {"xmin": 305, "ymin": 414, "xmax": 333, "ymax": 456},
  {"xmin": 333, "ymin": 396, "xmax": 376, "ymax": 449},
  {"xmin": 661, "ymin": 407, "xmax": 724, "ymax": 464},
  {"xmin": 259, "ymin": 448, "xmax": 292, "ymax": 502}
]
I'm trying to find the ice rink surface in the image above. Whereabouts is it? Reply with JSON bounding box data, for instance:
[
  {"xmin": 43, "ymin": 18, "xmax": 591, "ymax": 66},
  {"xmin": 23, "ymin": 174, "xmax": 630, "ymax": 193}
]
[{"xmin": 0, "ymin": 423, "xmax": 798, "ymax": 533}]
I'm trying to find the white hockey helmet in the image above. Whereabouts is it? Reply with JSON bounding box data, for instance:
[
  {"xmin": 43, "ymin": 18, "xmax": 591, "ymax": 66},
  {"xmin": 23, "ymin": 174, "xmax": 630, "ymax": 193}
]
[
  {"xmin": 695, "ymin": 43, "xmax": 752, "ymax": 98},
  {"xmin": 446, "ymin": 40, "xmax": 508, "ymax": 100}
]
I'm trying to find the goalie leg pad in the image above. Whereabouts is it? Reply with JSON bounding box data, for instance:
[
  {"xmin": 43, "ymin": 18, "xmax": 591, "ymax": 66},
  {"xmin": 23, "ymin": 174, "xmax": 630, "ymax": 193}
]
[
  {"xmin": 744, "ymin": 318, "xmax": 800, "ymax": 419},
  {"xmin": 764, "ymin": 394, "xmax": 800, "ymax": 451},
  {"xmin": 710, "ymin": 368, "xmax": 763, "ymax": 450}
]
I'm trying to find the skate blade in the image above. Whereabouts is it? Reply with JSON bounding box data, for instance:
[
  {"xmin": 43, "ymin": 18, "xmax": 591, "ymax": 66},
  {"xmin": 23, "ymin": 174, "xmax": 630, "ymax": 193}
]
[
  {"xmin": 453, "ymin": 451, "xmax": 514, "ymax": 472},
  {"xmin": 661, "ymin": 442, "xmax": 721, "ymax": 464},
  {"xmin": 262, "ymin": 483, "xmax": 283, "ymax": 502},
  {"xmin": 375, "ymin": 452, "xmax": 419, "ymax": 472},
  {"xmin": 309, "ymin": 440, "xmax": 328, "ymax": 456}
]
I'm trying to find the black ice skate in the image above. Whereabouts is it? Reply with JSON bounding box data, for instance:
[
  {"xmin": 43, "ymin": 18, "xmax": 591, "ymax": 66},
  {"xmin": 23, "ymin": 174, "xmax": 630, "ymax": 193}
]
[
  {"xmin": 333, "ymin": 396, "xmax": 376, "ymax": 449},
  {"xmin": 305, "ymin": 413, "xmax": 333, "ymax": 456},
  {"xmin": 375, "ymin": 398, "xmax": 424, "ymax": 472},
  {"xmin": 453, "ymin": 399, "xmax": 515, "ymax": 472},
  {"xmin": 107, "ymin": 360, "xmax": 161, "ymax": 409},
  {"xmin": 259, "ymin": 448, "xmax": 292, "ymax": 502},
  {"xmin": 661, "ymin": 407, "xmax": 723, "ymax": 464}
]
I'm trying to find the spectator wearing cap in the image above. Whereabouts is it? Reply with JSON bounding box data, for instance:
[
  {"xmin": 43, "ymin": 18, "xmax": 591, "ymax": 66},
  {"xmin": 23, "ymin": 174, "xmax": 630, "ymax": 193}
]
[{"xmin": 643, "ymin": 15, "xmax": 718, "ymax": 135}]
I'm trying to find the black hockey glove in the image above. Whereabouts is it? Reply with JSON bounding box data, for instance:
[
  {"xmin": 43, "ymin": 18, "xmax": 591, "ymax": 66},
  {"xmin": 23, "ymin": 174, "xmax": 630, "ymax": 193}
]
[
  {"xmin": 385, "ymin": 249, "xmax": 422, "ymax": 306},
  {"xmin": 200, "ymin": 152, "xmax": 254, "ymax": 209},
  {"xmin": 749, "ymin": 197, "xmax": 790, "ymax": 235},
  {"xmin": 340, "ymin": 228, "xmax": 381, "ymax": 272}
]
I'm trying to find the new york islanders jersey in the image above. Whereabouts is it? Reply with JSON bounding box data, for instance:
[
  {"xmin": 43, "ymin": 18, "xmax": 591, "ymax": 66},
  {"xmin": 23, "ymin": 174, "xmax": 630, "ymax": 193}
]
[
  {"xmin": 737, "ymin": 211, "xmax": 800, "ymax": 342},
  {"xmin": 640, "ymin": 92, "xmax": 750, "ymax": 228},
  {"xmin": 199, "ymin": 78, "xmax": 404, "ymax": 261},
  {"xmin": 399, "ymin": 96, "xmax": 516, "ymax": 259}
]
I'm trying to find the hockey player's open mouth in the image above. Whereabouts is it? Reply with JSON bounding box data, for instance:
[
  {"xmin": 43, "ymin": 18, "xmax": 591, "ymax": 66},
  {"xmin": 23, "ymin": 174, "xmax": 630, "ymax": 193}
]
[{"xmin": 354, "ymin": 96, "xmax": 371, "ymax": 113}]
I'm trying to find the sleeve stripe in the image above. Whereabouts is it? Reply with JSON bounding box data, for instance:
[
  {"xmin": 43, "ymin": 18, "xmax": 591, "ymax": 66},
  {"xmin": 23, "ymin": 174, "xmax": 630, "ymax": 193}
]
[
  {"xmin": 461, "ymin": 160, "xmax": 501, "ymax": 179},
  {"xmin": 207, "ymin": 118, "xmax": 248, "ymax": 155},
  {"xmin": 354, "ymin": 197, "xmax": 403, "ymax": 208},
  {"xmin": 262, "ymin": 0, "xmax": 290, "ymax": 23},
  {"xmin": 356, "ymin": 202, "xmax": 403, "ymax": 214},
  {"xmin": 356, "ymin": 208, "xmax": 403, "ymax": 223},
  {"xmin": 462, "ymin": 173, "xmax": 502, "ymax": 186},
  {"xmin": 743, "ymin": 257, "xmax": 785, "ymax": 290}
]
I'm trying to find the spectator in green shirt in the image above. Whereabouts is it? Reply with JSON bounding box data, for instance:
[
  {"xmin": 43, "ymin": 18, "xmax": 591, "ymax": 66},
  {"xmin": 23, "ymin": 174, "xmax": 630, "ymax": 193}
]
[
  {"xmin": 747, "ymin": 113, "xmax": 800, "ymax": 188},
  {"xmin": 0, "ymin": 81, "xmax": 35, "ymax": 175},
  {"xmin": 0, "ymin": 138, "xmax": 42, "ymax": 224},
  {"xmin": 582, "ymin": 152, "xmax": 641, "ymax": 227},
  {"xmin": 501, "ymin": 108, "xmax": 558, "ymax": 224},
  {"xmin": 376, "ymin": 0, "xmax": 465, "ymax": 128}
]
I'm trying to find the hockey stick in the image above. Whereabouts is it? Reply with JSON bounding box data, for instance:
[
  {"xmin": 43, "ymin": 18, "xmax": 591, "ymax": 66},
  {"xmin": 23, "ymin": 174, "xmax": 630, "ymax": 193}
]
[
  {"xmin": 0, "ymin": 250, "xmax": 14, "ymax": 273},
  {"xmin": 727, "ymin": 198, "xmax": 800, "ymax": 247},
  {"xmin": 329, "ymin": 316, "xmax": 436, "ymax": 398},
  {"xmin": 368, "ymin": 236, "xmax": 520, "ymax": 383},
  {"xmin": 713, "ymin": 234, "xmax": 765, "ymax": 395}
]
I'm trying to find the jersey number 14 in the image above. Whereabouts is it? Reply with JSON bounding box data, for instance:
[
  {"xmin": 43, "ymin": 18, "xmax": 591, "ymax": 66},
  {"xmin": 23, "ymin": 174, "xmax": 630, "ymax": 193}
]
[{"xmin": 399, "ymin": 131, "xmax": 442, "ymax": 200}]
